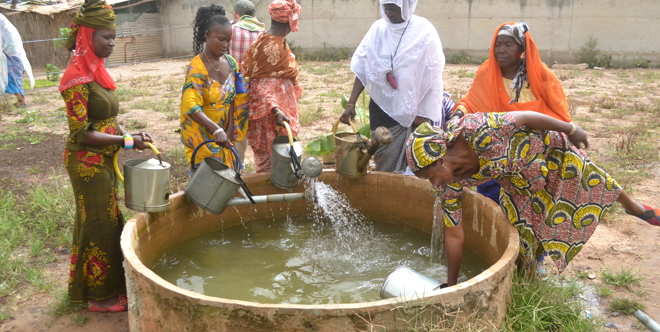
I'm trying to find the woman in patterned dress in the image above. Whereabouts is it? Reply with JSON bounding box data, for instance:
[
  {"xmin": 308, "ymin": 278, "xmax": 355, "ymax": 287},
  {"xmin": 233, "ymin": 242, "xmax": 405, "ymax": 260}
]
[
  {"xmin": 180, "ymin": 5, "xmax": 249, "ymax": 172},
  {"xmin": 242, "ymin": 0, "xmax": 302, "ymax": 173},
  {"xmin": 60, "ymin": 0, "xmax": 153, "ymax": 312},
  {"xmin": 406, "ymin": 112, "xmax": 659, "ymax": 286}
]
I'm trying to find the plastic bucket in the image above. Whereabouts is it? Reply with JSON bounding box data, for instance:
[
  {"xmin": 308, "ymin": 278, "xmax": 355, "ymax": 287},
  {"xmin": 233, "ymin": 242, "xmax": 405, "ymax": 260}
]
[{"xmin": 380, "ymin": 266, "xmax": 444, "ymax": 299}]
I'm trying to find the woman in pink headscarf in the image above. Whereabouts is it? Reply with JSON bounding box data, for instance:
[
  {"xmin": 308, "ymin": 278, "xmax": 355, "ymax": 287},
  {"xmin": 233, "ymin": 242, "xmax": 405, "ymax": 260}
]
[{"xmin": 242, "ymin": 0, "xmax": 302, "ymax": 172}]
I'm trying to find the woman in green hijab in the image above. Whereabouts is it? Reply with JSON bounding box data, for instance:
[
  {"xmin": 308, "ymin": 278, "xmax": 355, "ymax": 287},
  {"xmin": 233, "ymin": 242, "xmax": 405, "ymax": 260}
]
[{"xmin": 60, "ymin": 0, "xmax": 153, "ymax": 312}]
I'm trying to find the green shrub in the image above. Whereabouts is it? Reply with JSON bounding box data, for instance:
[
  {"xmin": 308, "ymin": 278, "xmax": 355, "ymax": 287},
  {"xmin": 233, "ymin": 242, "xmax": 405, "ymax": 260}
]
[
  {"xmin": 634, "ymin": 59, "xmax": 651, "ymax": 69},
  {"xmin": 46, "ymin": 64, "xmax": 60, "ymax": 82},
  {"xmin": 577, "ymin": 36, "xmax": 600, "ymax": 68},
  {"xmin": 449, "ymin": 51, "xmax": 471, "ymax": 65}
]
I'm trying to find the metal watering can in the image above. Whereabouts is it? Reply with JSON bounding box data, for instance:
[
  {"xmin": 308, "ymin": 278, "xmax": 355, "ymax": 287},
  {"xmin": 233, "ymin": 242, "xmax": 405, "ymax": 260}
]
[
  {"xmin": 333, "ymin": 120, "xmax": 393, "ymax": 177},
  {"xmin": 185, "ymin": 140, "xmax": 316, "ymax": 215},
  {"xmin": 113, "ymin": 143, "xmax": 171, "ymax": 212},
  {"xmin": 270, "ymin": 121, "xmax": 323, "ymax": 189}
]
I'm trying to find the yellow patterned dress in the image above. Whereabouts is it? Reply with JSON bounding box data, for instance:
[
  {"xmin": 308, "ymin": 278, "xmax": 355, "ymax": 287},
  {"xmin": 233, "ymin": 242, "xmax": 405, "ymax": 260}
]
[
  {"xmin": 61, "ymin": 81, "xmax": 126, "ymax": 303},
  {"xmin": 436, "ymin": 113, "xmax": 622, "ymax": 271},
  {"xmin": 180, "ymin": 54, "xmax": 249, "ymax": 171}
]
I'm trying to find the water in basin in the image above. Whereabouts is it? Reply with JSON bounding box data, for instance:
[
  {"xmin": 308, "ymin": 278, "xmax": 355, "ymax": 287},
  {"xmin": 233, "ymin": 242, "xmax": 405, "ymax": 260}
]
[{"xmin": 151, "ymin": 181, "xmax": 489, "ymax": 304}]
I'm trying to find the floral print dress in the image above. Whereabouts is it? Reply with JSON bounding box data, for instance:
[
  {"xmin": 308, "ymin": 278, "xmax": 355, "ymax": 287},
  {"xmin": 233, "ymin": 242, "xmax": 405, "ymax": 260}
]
[
  {"xmin": 62, "ymin": 81, "xmax": 126, "ymax": 303},
  {"xmin": 437, "ymin": 113, "xmax": 622, "ymax": 271},
  {"xmin": 180, "ymin": 54, "xmax": 249, "ymax": 171}
]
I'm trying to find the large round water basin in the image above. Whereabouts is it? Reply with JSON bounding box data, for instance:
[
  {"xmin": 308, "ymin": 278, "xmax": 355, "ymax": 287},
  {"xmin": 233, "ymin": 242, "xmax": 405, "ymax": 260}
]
[{"xmin": 121, "ymin": 170, "xmax": 518, "ymax": 331}]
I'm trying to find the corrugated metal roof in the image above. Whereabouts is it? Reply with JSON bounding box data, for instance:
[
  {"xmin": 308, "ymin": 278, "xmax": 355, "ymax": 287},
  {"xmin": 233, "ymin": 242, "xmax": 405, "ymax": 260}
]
[{"xmin": 1, "ymin": 0, "xmax": 138, "ymax": 16}]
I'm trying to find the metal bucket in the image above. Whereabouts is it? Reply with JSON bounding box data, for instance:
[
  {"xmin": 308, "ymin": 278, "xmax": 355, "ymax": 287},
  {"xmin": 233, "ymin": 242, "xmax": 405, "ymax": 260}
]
[
  {"xmin": 123, "ymin": 158, "xmax": 171, "ymax": 212},
  {"xmin": 333, "ymin": 120, "xmax": 368, "ymax": 177},
  {"xmin": 184, "ymin": 140, "xmax": 243, "ymax": 215},
  {"xmin": 380, "ymin": 266, "xmax": 444, "ymax": 299},
  {"xmin": 270, "ymin": 135, "xmax": 304, "ymax": 189}
]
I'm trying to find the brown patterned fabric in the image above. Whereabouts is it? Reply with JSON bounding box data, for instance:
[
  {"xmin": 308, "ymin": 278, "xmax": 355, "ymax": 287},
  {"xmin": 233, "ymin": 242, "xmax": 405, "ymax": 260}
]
[{"xmin": 242, "ymin": 34, "xmax": 299, "ymax": 81}]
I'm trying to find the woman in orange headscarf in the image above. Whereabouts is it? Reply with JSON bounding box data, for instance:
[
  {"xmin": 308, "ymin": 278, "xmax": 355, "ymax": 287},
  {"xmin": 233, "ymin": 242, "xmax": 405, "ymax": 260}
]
[
  {"xmin": 242, "ymin": 0, "xmax": 302, "ymax": 173},
  {"xmin": 454, "ymin": 22, "xmax": 570, "ymax": 122},
  {"xmin": 453, "ymin": 22, "xmax": 572, "ymax": 205}
]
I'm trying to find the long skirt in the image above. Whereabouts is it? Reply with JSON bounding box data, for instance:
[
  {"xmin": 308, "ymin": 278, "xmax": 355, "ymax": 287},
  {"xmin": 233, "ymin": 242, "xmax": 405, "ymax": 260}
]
[
  {"xmin": 5, "ymin": 55, "xmax": 24, "ymax": 95},
  {"xmin": 373, "ymin": 124, "xmax": 412, "ymax": 173},
  {"xmin": 64, "ymin": 149, "xmax": 126, "ymax": 303}
]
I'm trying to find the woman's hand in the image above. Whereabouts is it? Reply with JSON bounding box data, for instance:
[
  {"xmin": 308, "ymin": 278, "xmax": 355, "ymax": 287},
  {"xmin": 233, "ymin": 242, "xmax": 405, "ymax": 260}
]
[
  {"xmin": 568, "ymin": 124, "xmax": 588, "ymax": 149},
  {"xmin": 274, "ymin": 109, "xmax": 290, "ymax": 127},
  {"xmin": 213, "ymin": 129, "xmax": 233, "ymax": 148},
  {"xmin": 132, "ymin": 132, "xmax": 154, "ymax": 150},
  {"xmin": 340, "ymin": 105, "xmax": 356, "ymax": 125}
]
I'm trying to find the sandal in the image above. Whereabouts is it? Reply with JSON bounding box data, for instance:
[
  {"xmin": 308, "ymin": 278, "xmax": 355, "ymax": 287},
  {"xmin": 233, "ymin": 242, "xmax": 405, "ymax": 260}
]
[
  {"xmin": 626, "ymin": 204, "xmax": 660, "ymax": 226},
  {"xmin": 88, "ymin": 294, "xmax": 128, "ymax": 312},
  {"xmin": 13, "ymin": 102, "xmax": 27, "ymax": 108}
]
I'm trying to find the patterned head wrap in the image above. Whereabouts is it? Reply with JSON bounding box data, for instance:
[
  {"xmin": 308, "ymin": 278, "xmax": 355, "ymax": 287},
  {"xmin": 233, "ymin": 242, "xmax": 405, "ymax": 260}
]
[
  {"xmin": 65, "ymin": 0, "xmax": 116, "ymax": 51},
  {"xmin": 405, "ymin": 122, "xmax": 463, "ymax": 173},
  {"xmin": 268, "ymin": 0, "xmax": 301, "ymax": 32},
  {"xmin": 498, "ymin": 22, "xmax": 529, "ymax": 104}
]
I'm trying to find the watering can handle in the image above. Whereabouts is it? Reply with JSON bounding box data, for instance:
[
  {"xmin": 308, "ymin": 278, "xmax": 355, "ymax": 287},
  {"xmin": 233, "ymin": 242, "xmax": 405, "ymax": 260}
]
[
  {"xmin": 113, "ymin": 142, "xmax": 160, "ymax": 184},
  {"xmin": 332, "ymin": 119, "xmax": 359, "ymax": 136},
  {"xmin": 282, "ymin": 121, "xmax": 295, "ymax": 147},
  {"xmin": 190, "ymin": 139, "xmax": 242, "ymax": 172}
]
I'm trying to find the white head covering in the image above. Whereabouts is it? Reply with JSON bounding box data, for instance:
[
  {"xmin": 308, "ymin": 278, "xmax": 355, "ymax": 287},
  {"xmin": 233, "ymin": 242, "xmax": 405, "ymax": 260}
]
[
  {"xmin": 0, "ymin": 14, "xmax": 35, "ymax": 93},
  {"xmin": 350, "ymin": 0, "xmax": 445, "ymax": 127}
]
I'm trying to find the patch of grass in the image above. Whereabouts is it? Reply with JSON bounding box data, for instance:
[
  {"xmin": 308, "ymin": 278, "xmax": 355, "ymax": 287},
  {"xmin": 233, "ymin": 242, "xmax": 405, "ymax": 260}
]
[
  {"xmin": 596, "ymin": 286, "xmax": 614, "ymax": 297},
  {"xmin": 635, "ymin": 71, "xmax": 660, "ymax": 83},
  {"xmin": 0, "ymin": 178, "xmax": 75, "ymax": 318},
  {"xmin": 575, "ymin": 90, "xmax": 596, "ymax": 96},
  {"xmin": 601, "ymin": 269, "xmax": 643, "ymax": 291},
  {"xmin": 152, "ymin": 99, "xmax": 175, "ymax": 114},
  {"xmin": 500, "ymin": 272, "xmax": 600, "ymax": 331},
  {"xmin": 27, "ymin": 132, "xmax": 47, "ymax": 145},
  {"xmin": 48, "ymin": 290, "xmax": 87, "ymax": 317},
  {"xmin": 15, "ymin": 109, "xmax": 40, "ymax": 124},
  {"xmin": 23, "ymin": 79, "xmax": 58, "ymax": 89},
  {"xmin": 609, "ymin": 297, "xmax": 646, "ymax": 315},
  {"xmin": 124, "ymin": 118, "xmax": 149, "ymax": 130},
  {"xmin": 451, "ymin": 69, "xmax": 475, "ymax": 78},
  {"xmin": 299, "ymin": 105, "xmax": 325, "ymax": 126},
  {"xmin": 28, "ymin": 165, "xmax": 42, "ymax": 175}
]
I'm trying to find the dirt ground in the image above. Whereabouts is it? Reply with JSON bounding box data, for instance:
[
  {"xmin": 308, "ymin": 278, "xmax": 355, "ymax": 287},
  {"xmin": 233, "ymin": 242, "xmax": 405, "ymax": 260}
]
[{"xmin": 0, "ymin": 59, "xmax": 659, "ymax": 331}]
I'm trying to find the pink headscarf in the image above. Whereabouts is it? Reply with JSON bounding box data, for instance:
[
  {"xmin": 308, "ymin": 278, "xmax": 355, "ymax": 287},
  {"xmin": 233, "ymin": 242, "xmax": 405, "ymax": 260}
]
[{"xmin": 268, "ymin": 0, "xmax": 301, "ymax": 32}]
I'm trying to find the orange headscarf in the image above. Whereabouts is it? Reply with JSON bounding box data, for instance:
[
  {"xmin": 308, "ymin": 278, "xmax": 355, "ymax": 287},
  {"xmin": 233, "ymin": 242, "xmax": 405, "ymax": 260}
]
[
  {"xmin": 268, "ymin": 0, "xmax": 301, "ymax": 32},
  {"xmin": 455, "ymin": 22, "xmax": 570, "ymax": 122},
  {"xmin": 242, "ymin": 34, "xmax": 299, "ymax": 81}
]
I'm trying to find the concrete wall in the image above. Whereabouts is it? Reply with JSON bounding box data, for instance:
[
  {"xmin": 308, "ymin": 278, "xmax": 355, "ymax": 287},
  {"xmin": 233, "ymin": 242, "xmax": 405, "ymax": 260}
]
[{"xmin": 159, "ymin": 0, "xmax": 660, "ymax": 66}]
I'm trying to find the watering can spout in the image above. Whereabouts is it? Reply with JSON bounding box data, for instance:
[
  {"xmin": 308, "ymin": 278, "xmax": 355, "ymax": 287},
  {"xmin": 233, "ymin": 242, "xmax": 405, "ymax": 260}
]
[
  {"xmin": 356, "ymin": 126, "xmax": 393, "ymax": 171},
  {"xmin": 227, "ymin": 187, "xmax": 316, "ymax": 208}
]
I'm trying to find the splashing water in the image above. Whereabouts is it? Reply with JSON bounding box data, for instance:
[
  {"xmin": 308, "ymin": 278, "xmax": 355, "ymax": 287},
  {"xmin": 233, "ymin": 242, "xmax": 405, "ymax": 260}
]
[{"xmin": 430, "ymin": 198, "xmax": 445, "ymax": 264}]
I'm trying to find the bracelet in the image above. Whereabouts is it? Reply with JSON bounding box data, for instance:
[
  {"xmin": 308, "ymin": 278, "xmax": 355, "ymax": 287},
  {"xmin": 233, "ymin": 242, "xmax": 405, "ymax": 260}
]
[
  {"xmin": 568, "ymin": 122, "xmax": 577, "ymax": 136},
  {"xmin": 122, "ymin": 134, "xmax": 134, "ymax": 149},
  {"xmin": 346, "ymin": 103, "xmax": 355, "ymax": 107},
  {"xmin": 212, "ymin": 128, "xmax": 224, "ymax": 136},
  {"xmin": 273, "ymin": 110, "xmax": 284, "ymax": 116}
]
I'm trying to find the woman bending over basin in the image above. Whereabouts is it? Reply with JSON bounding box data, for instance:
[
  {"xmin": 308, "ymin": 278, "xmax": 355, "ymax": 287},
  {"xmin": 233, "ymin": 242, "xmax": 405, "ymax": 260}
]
[{"xmin": 406, "ymin": 112, "xmax": 659, "ymax": 286}]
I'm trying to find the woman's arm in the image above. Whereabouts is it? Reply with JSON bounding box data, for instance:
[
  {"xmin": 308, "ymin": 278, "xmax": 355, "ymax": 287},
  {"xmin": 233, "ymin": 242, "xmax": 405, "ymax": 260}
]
[
  {"xmin": 510, "ymin": 111, "xmax": 588, "ymax": 148},
  {"xmin": 339, "ymin": 77, "xmax": 365, "ymax": 125},
  {"xmin": 444, "ymin": 223, "xmax": 464, "ymax": 286},
  {"xmin": 188, "ymin": 112, "xmax": 233, "ymax": 148}
]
